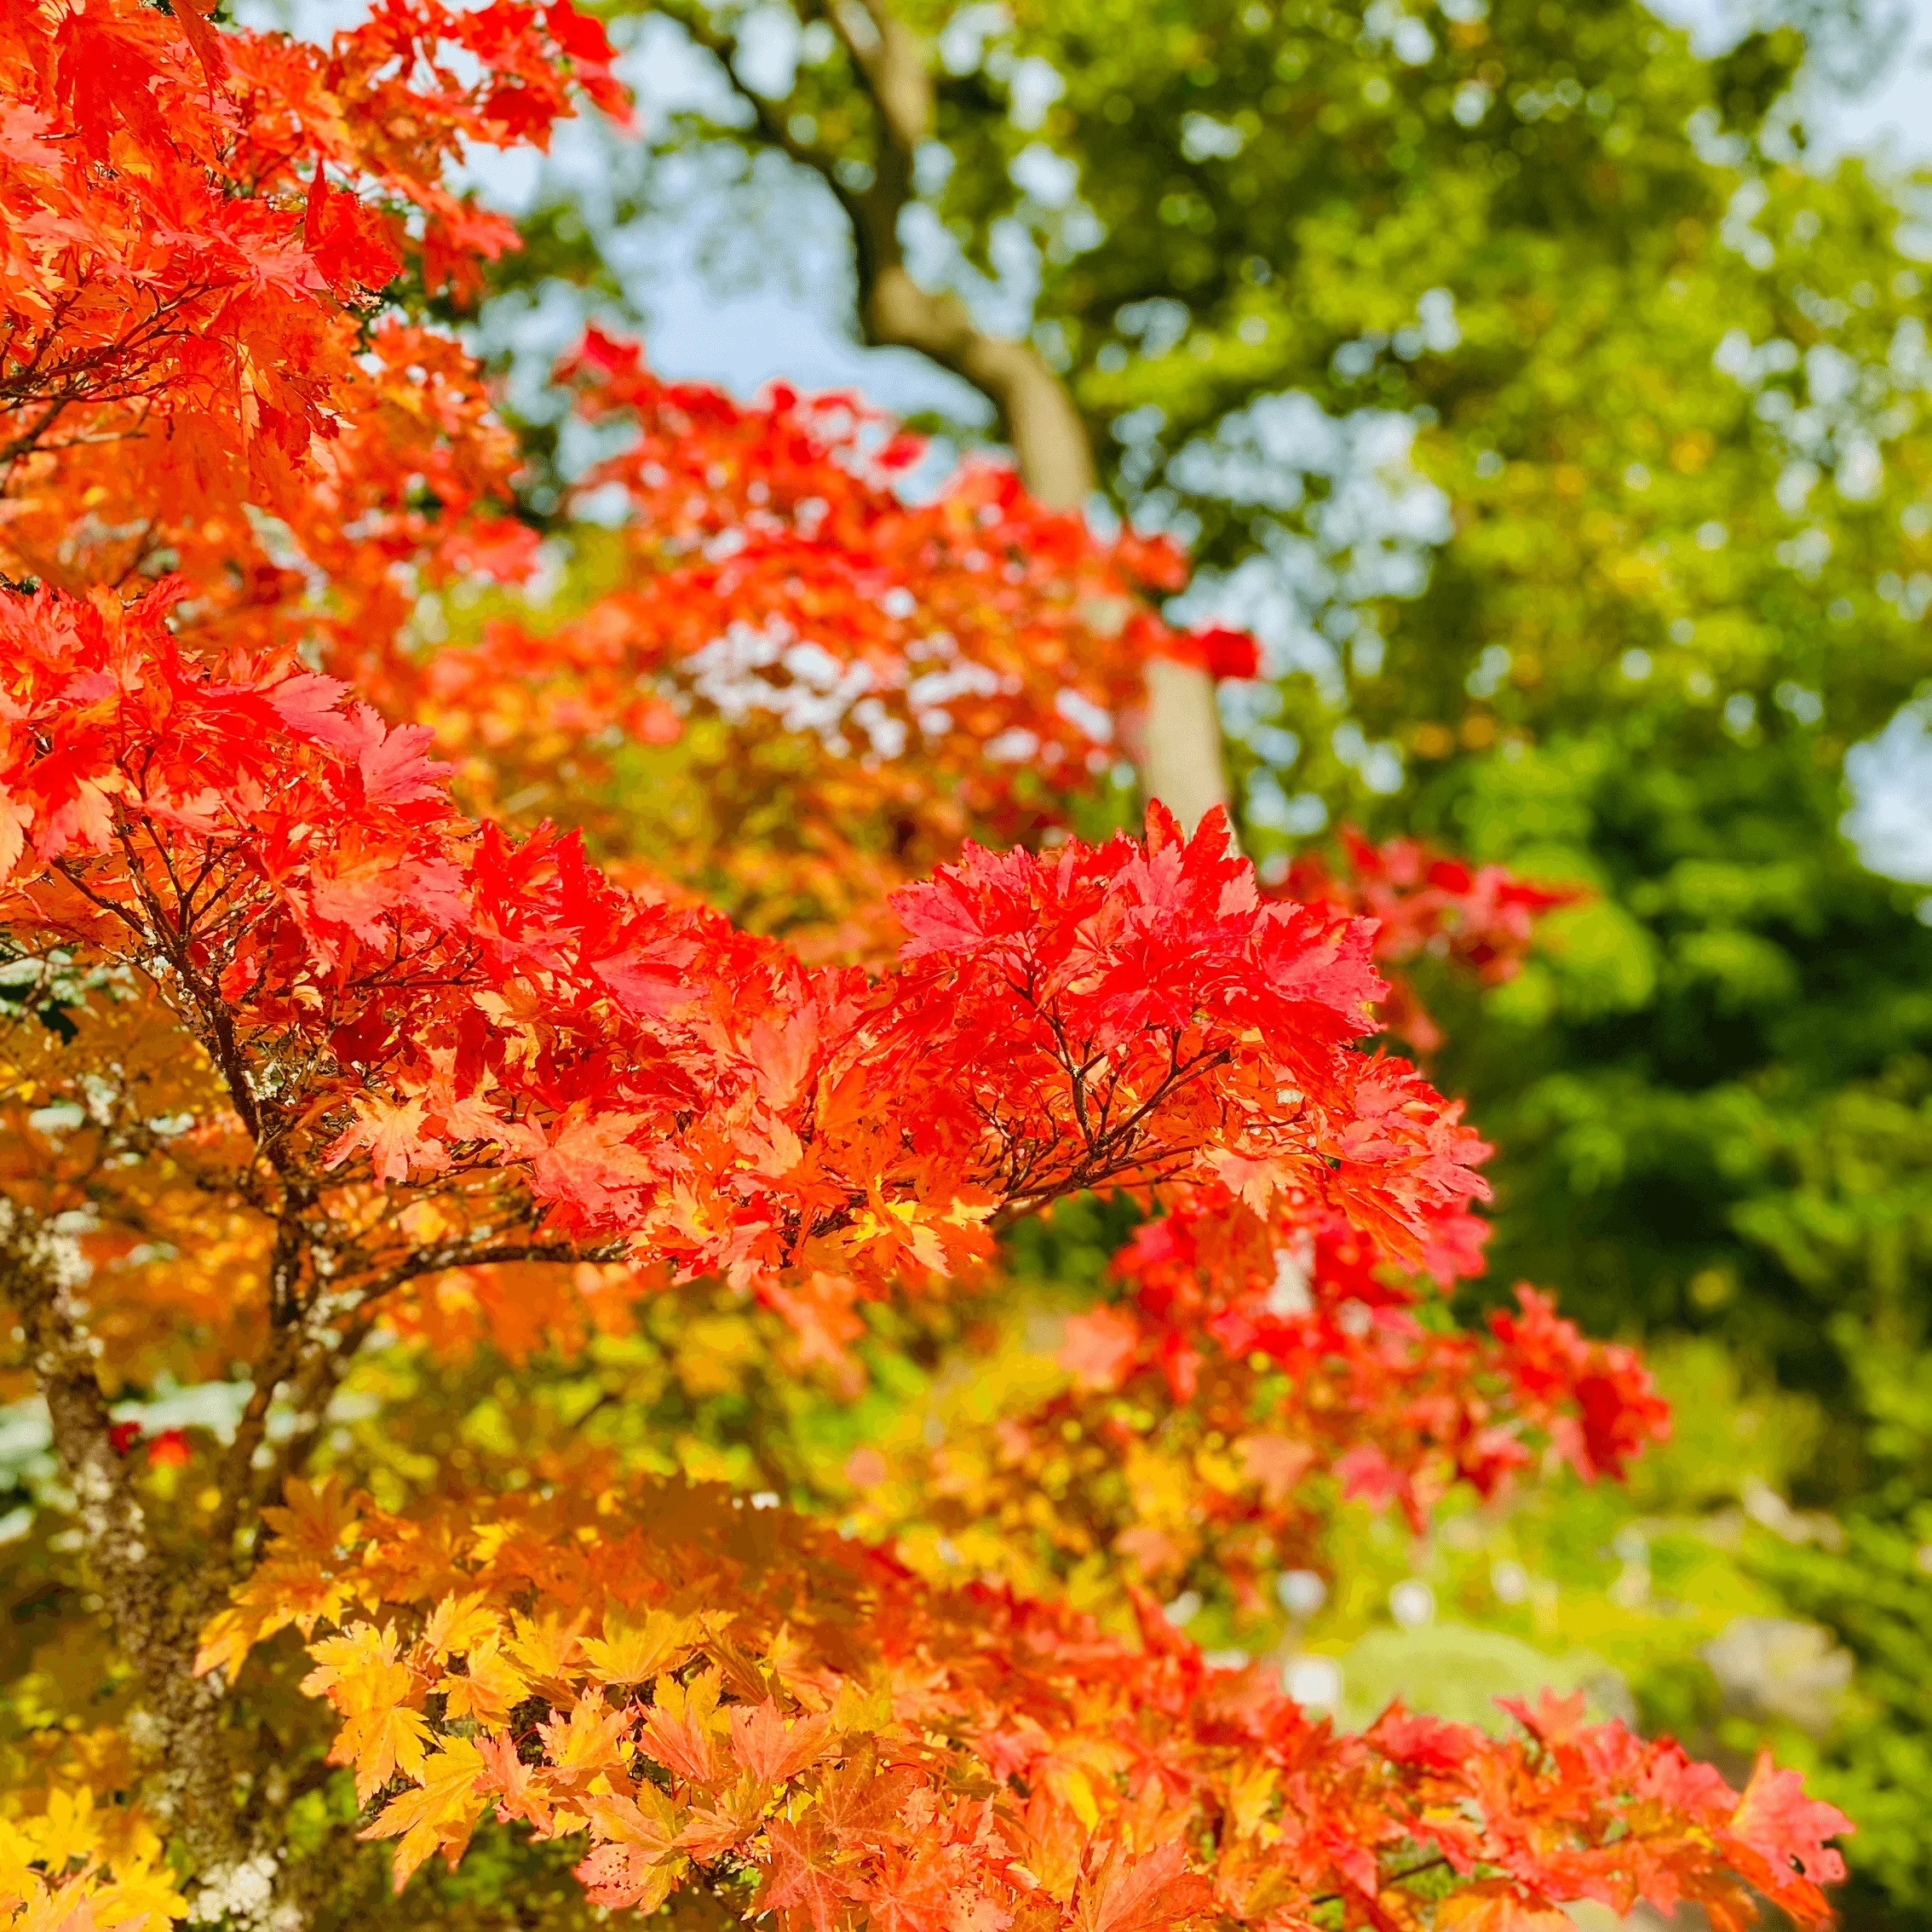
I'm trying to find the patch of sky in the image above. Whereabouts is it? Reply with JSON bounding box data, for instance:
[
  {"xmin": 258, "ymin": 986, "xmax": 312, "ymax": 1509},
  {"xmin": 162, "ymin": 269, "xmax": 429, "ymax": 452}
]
[
  {"xmin": 1844, "ymin": 693, "xmax": 1932, "ymax": 885},
  {"xmin": 1163, "ymin": 392, "xmax": 1450, "ymax": 704}
]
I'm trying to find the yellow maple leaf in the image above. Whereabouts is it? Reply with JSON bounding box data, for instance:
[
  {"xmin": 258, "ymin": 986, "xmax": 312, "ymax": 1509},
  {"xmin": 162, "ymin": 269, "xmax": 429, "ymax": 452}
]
[
  {"xmin": 1225, "ymin": 1760, "xmax": 1278, "ymax": 1844},
  {"xmin": 505, "ymin": 1611, "xmax": 584, "ymax": 1688},
  {"xmin": 423, "ymin": 1589, "xmax": 501, "ymax": 1662},
  {"xmin": 302, "ymin": 1623, "xmax": 430, "ymax": 1805},
  {"xmin": 359, "ymin": 1737, "xmax": 491, "ymax": 1891},
  {"xmin": 0, "ymin": 1788, "xmax": 188, "ymax": 1932},
  {"xmin": 579, "ymin": 1605, "xmax": 703, "ymax": 1686},
  {"xmin": 539, "ymin": 1692, "xmax": 633, "ymax": 1775},
  {"xmin": 441, "ymin": 1636, "xmax": 530, "ymax": 1729}
]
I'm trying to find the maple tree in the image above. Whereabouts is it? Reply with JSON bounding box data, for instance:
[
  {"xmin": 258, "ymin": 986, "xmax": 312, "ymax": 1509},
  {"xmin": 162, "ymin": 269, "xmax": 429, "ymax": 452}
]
[
  {"xmin": 0, "ymin": 5, "xmax": 1852, "ymax": 1931},
  {"xmin": 559, "ymin": 0, "xmax": 1932, "ymax": 1915}
]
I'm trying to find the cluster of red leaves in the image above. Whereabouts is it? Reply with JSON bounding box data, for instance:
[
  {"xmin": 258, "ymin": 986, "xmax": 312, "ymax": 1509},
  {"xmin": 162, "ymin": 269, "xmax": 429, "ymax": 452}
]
[
  {"xmin": 1, "ymin": 0, "xmax": 617, "ymax": 519},
  {"xmin": 0, "ymin": 583, "xmax": 1484, "ymax": 1340},
  {"xmin": 1067, "ymin": 1186, "xmax": 1665, "ymax": 1575},
  {"xmin": 375, "ymin": 333, "xmax": 1262, "ymax": 950},
  {"xmin": 843, "ymin": 1180, "xmax": 1666, "ymax": 1605},
  {"xmin": 1280, "ymin": 831, "xmax": 1579, "ymax": 1053},
  {"xmin": 1105, "ymin": 1188, "xmax": 1668, "ymax": 1492},
  {"xmin": 884, "ymin": 813, "xmax": 1488, "ymax": 1266},
  {"xmin": 198, "ymin": 1473, "xmax": 1847, "ymax": 1932}
]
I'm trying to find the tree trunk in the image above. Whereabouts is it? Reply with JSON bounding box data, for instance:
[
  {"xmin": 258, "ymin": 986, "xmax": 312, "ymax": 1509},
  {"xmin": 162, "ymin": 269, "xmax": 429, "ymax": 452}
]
[
  {"xmin": 3, "ymin": 1202, "xmax": 296, "ymax": 1925},
  {"xmin": 1137, "ymin": 656, "xmax": 1233, "ymax": 837}
]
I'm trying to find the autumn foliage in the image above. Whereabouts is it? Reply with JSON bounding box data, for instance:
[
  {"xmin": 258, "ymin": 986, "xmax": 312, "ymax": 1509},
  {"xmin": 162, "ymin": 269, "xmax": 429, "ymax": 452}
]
[
  {"xmin": 0, "ymin": 4, "xmax": 1849, "ymax": 1931},
  {"xmin": 374, "ymin": 331, "xmax": 1245, "ymax": 952}
]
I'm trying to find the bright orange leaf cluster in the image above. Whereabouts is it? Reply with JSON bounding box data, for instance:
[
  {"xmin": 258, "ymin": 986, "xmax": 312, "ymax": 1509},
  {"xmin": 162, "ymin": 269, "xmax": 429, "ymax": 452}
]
[{"xmin": 202, "ymin": 1473, "xmax": 1848, "ymax": 1932}]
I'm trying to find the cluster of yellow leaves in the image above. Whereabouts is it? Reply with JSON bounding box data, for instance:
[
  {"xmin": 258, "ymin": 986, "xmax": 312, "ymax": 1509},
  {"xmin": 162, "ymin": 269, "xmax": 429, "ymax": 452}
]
[
  {"xmin": 835, "ymin": 1308, "xmax": 1328, "ymax": 1607},
  {"xmin": 0, "ymin": 1786, "xmax": 184, "ymax": 1932},
  {"xmin": 196, "ymin": 1479, "xmax": 371, "ymax": 1680},
  {"xmin": 194, "ymin": 1474, "xmax": 1266, "ymax": 1917}
]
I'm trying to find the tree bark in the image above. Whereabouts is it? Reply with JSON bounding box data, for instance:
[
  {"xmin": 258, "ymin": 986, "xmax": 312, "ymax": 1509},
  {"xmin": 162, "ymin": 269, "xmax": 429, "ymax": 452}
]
[
  {"xmin": 1137, "ymin": 655, "xmax": 1233, "ymax": 838},
  {"xmin": 2, "ymin": 1201, "xmax": 290, "ymax": 1926}
]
